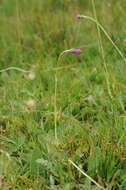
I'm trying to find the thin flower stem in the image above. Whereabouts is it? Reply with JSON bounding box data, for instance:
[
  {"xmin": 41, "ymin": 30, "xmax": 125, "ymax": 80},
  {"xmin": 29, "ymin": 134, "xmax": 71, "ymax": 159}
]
[
  {"xmin": 78, "ymin": 15, "xmax": 126, "ymax": 62},
  {"xmin": 91, "ymin": 0, "xmax": 112, "ymax": 99},
  {"xmin": 15, "ymin": 0, "xmax": 21, "ymax": 45},
  {"xmin": 54, "ymin": 47, "xmax": 82, "ymax": 139},
  {"xmin": 0, "ymin": 67, "xmax": 30, "ymax": 73},
  {"xmin": 69, "ymin": 159, "xmax": 106, "ymax": 190},
  {"xmin": 54, "ymin": 52, "xmax": 63, "ymax": 140},
  {"xmin": 54, "ymin": 70, "xmax": 58, "ymax": 140},
  {"xmin": 54, "ymin": 49, "xmax": 73, "ymax": 140}
]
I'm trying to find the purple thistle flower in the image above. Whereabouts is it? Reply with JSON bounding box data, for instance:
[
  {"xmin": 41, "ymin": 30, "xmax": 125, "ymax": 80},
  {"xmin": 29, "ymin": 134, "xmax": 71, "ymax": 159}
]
[
  {"xmin": 70, "ymin": 48, "xmax": 82, "ymax": 56},
  {"xmin": 76, "ymin": 14, "xmax": 81, "ymax": 20}
]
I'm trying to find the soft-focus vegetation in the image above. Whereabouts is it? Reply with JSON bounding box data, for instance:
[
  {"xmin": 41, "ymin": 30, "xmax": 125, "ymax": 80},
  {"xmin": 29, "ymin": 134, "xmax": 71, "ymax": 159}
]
[{"xmin": 1, "ymin": 0, "xmax": 126, "ymax": 189}]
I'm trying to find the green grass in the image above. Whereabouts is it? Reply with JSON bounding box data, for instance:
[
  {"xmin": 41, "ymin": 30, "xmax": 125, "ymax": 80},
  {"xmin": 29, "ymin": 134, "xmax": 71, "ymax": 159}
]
[{"xmin": 1, "ymin": 0, "xmax": 126, "ymax": 189}]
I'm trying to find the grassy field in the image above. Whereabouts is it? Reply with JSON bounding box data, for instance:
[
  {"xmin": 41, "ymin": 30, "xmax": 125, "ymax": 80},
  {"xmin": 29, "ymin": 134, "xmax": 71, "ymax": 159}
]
[{"xmin": 1, "ymin": 0, "xmax": 126, "ymax": 189}]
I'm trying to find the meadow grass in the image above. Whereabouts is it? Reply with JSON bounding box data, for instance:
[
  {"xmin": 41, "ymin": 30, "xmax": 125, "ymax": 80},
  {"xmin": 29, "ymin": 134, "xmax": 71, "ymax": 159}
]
[{"xmin": 1, "ymin": 0, "xmax": 126, "ymax": 189}]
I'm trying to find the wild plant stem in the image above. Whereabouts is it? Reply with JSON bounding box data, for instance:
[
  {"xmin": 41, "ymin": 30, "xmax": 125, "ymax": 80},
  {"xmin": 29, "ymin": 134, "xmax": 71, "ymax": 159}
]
[
  {"xmin": 91, "ymin": 0, "xmax": 112, "ymax": 99},
  {"xmin": 78, "ymin": 15, "xmax": 125, "ymax": 62},
  {"xmin": 69, "ymin": 159, "xmax": 106, "ymax": 190},
  {"xmin": 54, "ymin": 51, "xmax": 72, "ymax": 140},
  {"xmin": 0, "ymin": 67, "xmax": 30, "ymax": 73},
  {"xmin": 54, "ymin": 70, "xmax": 58, "ymax": 140}
]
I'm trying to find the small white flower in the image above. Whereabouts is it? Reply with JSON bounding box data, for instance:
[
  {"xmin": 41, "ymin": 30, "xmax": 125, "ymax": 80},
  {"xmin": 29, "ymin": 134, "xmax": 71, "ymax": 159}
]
[
  {"xmin": 27, "ymin": 71, "xmax": 36, "ymax": 80},
  {"xmin": 24, "ymin": 99, "xmax": 36, "ymax": 110}
]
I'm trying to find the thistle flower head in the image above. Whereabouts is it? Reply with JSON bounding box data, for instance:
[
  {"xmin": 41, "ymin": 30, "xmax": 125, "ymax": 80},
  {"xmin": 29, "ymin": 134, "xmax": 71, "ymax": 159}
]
[
  {"xmin": 76, "ymin": 14, "xmax": 81, "ymax": 20},
  {"xmin": 70, "ymin": 48, "xmax": 82, "ymax": 56}
]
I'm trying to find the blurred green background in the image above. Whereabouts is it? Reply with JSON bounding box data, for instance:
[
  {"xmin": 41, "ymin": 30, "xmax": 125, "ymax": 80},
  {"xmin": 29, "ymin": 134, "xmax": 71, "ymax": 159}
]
[{"xmin": 1, "ymin": 0, "xmax": 126, "ymax": 190}]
